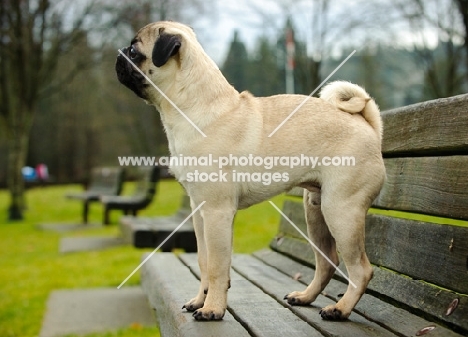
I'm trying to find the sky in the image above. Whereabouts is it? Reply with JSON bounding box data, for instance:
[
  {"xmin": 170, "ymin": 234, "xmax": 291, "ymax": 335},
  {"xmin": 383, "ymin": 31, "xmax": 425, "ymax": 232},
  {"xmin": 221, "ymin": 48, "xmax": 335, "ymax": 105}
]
[
  {"xmin": 189, "ymin": 0, "xmax": 449, "ymax": 66},
  {"xmin": 72, "ymin": 0, "xmax": 457, "ymax": 67},
  {"xmin": 193, "ymin": 0, "xmax": 286, "ymax": 64}
]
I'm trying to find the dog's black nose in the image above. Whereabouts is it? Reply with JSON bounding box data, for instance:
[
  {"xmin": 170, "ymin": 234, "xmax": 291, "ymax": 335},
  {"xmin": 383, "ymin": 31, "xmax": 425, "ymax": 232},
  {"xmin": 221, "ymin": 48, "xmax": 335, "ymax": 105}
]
[{"xmin": 117, "ymin": 47, "xmax": 129, "ymax": 58}]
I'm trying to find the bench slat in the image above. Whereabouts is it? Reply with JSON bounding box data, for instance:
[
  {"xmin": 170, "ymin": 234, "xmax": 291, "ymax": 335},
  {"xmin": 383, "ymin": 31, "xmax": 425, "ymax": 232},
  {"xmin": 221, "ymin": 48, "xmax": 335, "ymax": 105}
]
[
  {"xmin": 381, "ymin": 94, "xmax": 468, "ymax": 155},
  {"xmin": 231, "ymin": 254, "xmax": 397, "ymax": 337},
  {"xmin": 179, "ymin": 253, "xmax": 323, "ymax": 337},
  {"xmin": 277, "ymin": 199, "xmax": 307, "ymax": 238},
  {"xmin": 120, "ymin": 218, "xmax": 196, "ymax": 251},
  {"xmin": 102, "ymin": 167, "xmax": 159, "ymax": 224},
  {"xmin": 285, "ymin": 157, "xmax": 468, "ymax": 221},
  {"xmin": 374, "ymin": 156, "xmax": 468, "ymax": 220},
  {"xmin": 119, "ymin": 195, "xmax": 196, "ymax": 251},
  {"xmin": 269, "ymin": 235, "xmax": 468, "ymax": 332},
  {"xmin": 141, "ymin": 253, "xmax": 250, "ymax": 337},
  {"xmin": 277, "ymin": 199, "xmax": 468, "ymax": 291},
  {"xmin": 366, "ymin": 214, "xmax": 468, "ymax": 294},
  {"xmin": 254, "ymin": 249, "xmax": 465, "ymax": 337}
]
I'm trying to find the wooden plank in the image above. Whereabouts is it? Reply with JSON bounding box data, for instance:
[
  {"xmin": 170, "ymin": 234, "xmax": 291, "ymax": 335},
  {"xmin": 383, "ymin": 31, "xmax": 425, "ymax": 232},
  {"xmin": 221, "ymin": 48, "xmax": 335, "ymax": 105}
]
[
  {"xmin": 270, "ymin": 236, "xmax": 349, "ymax": 282},
  {"xmin": 120, "ymin": 219, "xmax": 196, "ymax": 251},
  {"xmin": 133, "ymin": 223, "xmax": 196, "ymax": 251},
  {"xmin": 271, "ymin": 235, "xmax": 316, "ymax": 267},
  {"xmin": 274, "ymin": 203, "xmax": 468, "ymax": 293},
  {"xmin": 277, "ymin": 200, "xmax": 308, "ymax": 239},
  {"xmin": 179, "ymin": 253, "xmax": 323, "ymax": 337},
  {"xmin": 270, "ymin": 233, "xmax": 468, "ymax": 331},
  {"xmin": 369, "ymin": 262, "xmax": 468, "ymax": 333},
  {"xmin": 366, "ymin": 214, "xmax": 468, "ymax": 294},
  {"xmin": 381, "ymin": 94, "xmax": 468, "ymax": 155},
  {"xmin": 254, "ymin": 249, "xmax": 466, "ymax": 337},
  {"xmin": 282, "ymin": 160, "xmax": 468, "ymax": 222},
  {"xmin": 287, "ymin": 187, "xmax": 304, "ymax": 197},
  {"xmin": 140, "ymin": 253, "xmax": 250, "ymax": 337},
  {"xmin": 119, "ymin": 195, "xmax": 196, "ymax": 251},
  {"xmin": 374, "ymin": 156, "xmax": 468, "ymax": 220},
  {"xmin": 231, "ymin": 254, "xmax": 398, "ymax": 337},
  {"xmin": 283, "ymin": 158, "xmax": 468, "ymax": 222}
]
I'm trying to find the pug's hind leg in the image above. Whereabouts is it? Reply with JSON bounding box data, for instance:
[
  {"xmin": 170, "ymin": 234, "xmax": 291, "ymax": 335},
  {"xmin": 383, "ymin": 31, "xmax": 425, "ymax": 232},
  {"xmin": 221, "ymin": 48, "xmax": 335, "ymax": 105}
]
[
  {"xmin": 284, "ymin": 187, "xmax": 339, "ymax": 306},
  {"xmin": 182, "ymin": 206, "xmax": 207, "ymax": 312},
  {"xmin": 318, "ymin": 194, "xmax": 373, "ymax": 320}
]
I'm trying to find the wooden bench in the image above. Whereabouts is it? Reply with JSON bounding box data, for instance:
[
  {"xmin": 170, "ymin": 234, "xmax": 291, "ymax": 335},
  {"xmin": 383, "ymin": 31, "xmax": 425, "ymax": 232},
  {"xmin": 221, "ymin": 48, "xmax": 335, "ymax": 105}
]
[
  {"xmin": 66, "ymin": 167, "xmax": 124, "ymax": 224},
  {"xmin": 119, "ymin": 194, "xmax": 197, "ymax": 252},
  {"xmin": 140, "ymin": 94, "xmax": 468, "ymax": 336},
  {"xmin": 101, "ymin": 167, "xmax": 160, "ymax": 225}
]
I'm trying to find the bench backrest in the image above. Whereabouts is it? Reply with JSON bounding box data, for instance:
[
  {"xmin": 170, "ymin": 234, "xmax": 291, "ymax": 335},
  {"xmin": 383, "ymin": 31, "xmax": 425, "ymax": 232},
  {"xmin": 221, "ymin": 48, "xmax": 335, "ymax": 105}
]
[
  {"xmin": 272, "ymin": 94, "xmax": 468, "ymax": 332},
  {"xmin": 88, "ymin": 167, "xmax": 124, "ymax": 196},
  {"xmin": 176, "ymin": 194, "xmax": 192, "ymax": 219},
  {"xmin": 132, "ymin": 166, "xmax": 160, "ymax": 200}
]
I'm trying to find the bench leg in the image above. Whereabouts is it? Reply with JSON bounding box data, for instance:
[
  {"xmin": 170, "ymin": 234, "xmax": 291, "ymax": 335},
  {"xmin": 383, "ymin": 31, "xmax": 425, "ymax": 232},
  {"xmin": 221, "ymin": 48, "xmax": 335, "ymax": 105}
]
[
  {"xmin": 103, "ymin": 205, "xmax": 110, "ymax": 225},
  {"xmin": 83, "ymin": 201, "xmax": 89, "ymax": 224}
]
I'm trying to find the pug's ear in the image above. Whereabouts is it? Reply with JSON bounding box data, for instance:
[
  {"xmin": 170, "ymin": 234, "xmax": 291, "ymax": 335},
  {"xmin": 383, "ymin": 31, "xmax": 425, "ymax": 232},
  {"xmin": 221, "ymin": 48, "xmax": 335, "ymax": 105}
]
[{"xmin": 152, "ymin": 33, "xmax": 182, "ymax": 67}]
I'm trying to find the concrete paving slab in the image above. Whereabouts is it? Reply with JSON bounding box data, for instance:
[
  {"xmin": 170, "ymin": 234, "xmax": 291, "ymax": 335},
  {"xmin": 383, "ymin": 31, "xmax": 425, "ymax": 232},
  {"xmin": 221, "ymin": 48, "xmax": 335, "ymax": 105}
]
[
  {"xmin": 59, "ymin": 236, "xmax": 126, "ymax": 254},
  {"xmin": 39, "ymin": 287, "xmax": 156, "ymax": 337}
]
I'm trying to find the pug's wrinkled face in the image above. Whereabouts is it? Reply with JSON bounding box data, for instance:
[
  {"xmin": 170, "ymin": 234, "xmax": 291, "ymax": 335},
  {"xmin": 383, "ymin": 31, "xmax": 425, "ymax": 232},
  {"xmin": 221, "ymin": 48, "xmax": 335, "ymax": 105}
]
[{"xmin": 115, "ymin": 21, "xmax": 192, "ymax": 100}]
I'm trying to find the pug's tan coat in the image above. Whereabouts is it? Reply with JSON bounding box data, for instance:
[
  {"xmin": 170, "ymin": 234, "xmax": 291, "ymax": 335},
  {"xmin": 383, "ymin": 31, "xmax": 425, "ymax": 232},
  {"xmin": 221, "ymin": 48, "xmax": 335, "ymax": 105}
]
[{"xmin": 116, "ymin": 21, "xmax": 385, "ymax": 321}]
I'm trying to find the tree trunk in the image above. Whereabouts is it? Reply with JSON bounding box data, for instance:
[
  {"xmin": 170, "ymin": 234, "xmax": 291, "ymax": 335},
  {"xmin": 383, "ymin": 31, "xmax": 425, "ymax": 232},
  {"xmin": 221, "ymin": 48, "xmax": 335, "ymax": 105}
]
[
  {"xmin": 7, "ymin": 109, "xmax": 32, "ymax": 221},
  {"xmin": 455, "ymin": 0, "xmax": 468, "ymax": 82}
]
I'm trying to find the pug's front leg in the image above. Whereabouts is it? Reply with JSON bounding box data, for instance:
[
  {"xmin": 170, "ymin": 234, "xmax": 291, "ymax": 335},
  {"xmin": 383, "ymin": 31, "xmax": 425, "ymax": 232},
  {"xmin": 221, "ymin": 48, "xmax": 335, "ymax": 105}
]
[
  {"xmin": 192, "ymin": 206, "xmax": 235, "ymax": 321},
  {"xmin": 183, "ymin": 209, "xmax": 207, "ymax": 311}
]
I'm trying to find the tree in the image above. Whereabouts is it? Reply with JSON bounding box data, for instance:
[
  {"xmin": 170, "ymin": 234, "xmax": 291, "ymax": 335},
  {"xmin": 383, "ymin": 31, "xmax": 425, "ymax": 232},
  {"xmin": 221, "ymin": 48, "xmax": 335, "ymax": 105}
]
[
  {"xmin": 247, "ymin": 36, "xmax": 284, "ymax": 96},
  {"xmin": 0, "ymin": 0, "xmax": 95, "ymax": 220},
  {"xmin": 455, "ymin": 0, "xmax": 468, "ymax": 80},
  {"xmin": 393, "ymin": 0, "xmax": 466, "ymax": 99},
  {"xmin": 222, "ymin": 30, "xmax": 249, "ymax": 92}
]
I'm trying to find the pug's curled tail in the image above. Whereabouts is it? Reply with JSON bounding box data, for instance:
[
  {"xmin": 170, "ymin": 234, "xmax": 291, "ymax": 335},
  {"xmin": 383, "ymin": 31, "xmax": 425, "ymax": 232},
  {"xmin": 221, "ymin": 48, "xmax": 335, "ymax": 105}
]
[{"xmin": 319, "ymin": 81, "xmax": 382, "ymax": 139}]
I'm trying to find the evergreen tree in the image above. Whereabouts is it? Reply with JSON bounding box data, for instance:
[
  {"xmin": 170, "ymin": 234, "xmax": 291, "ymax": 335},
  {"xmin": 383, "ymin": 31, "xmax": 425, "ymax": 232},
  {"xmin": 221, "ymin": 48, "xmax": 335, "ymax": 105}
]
[
  {"xmin": 248, "ymin": 36, "xmax": 283, "ymax": 96},
  {"xmin": 222, "ymin": 30, "xmax": 249, "ymax": 92}
]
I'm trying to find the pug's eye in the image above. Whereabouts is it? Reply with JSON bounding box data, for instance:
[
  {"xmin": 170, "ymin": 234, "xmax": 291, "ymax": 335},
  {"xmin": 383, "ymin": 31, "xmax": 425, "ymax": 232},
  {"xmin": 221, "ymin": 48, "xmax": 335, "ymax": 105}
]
[{"xmin": 129, "ymin": 46, "xmax": 138, "ymax": 60}]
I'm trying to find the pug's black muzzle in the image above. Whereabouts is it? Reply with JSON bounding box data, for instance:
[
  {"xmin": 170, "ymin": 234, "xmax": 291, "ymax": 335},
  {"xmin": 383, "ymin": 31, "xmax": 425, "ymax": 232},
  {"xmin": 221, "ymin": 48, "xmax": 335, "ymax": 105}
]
[{"xmin": 115, "ymin": 47, "xmax": 147, "ymax": 99}]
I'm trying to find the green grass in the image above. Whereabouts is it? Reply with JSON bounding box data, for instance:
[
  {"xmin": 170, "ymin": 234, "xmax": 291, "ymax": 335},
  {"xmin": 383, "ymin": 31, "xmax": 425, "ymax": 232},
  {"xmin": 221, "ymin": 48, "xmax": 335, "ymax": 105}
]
[
  {"xmin": 0, "ymin": 181, "xmax": 284, "ymax": 337},
  {"xmin": 2, "ymin": 181, "xmax": 467, "ymax": 337},
  {"xmin": 369, "ymin": 208, "xmax": 468, "ymax": 227}
]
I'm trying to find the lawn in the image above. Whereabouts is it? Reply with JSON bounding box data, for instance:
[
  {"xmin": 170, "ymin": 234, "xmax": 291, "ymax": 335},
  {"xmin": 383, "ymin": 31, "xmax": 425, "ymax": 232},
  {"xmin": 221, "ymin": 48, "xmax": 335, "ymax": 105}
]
[
  {"xmin": 4, "ymin": 180, "xmax": 464, "ymax": 337},
  {"xmin": 0, "ymin": 180, "xmax": 284, "ymax": 337}
]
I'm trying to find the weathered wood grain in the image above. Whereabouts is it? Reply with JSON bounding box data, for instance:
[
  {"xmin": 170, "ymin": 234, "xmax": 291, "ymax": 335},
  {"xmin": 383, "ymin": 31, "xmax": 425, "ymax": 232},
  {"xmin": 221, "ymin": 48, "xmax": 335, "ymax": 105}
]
[
  {"xmin": 231, "ymin": 254, "xmax": 398, "ymax": 337},
  {"xmin": 277, "ymin": 200, "xmax": 307, "ymax": 239},
  {"xmin": 275, "ymin": 199, "xmax": 468, "ymax": 290},
  {"xmin": 140, "ymin": 253, "xmax": 250, "ymax": 337},
  {"xmin": 272, "ymin": 214, "xmax": 468, "ymax": 326},
  {"xmin": 179, "ymin": 254, "xmax": 322, "ymax": 337},
  {"xmin": 283, "ymin": 157, "xmax": 468, "ymax": 221},
  {"xmin": 254, "ymin": 249, "xmax": 466, "ymax": 337},
  {"xmin": 369, "ymin": 262, "xmax": 468, "ymax": 333},
  {"xmin": 366, "ymin": 214, "xmax": 468, "ymax": 294},
  {"xmin": 374, "ymin": 156, "xmax": 468, "ymax": 220},
  {"xmin": 381, "ymin": 94, "xmax": 468, "ymax": 155}
]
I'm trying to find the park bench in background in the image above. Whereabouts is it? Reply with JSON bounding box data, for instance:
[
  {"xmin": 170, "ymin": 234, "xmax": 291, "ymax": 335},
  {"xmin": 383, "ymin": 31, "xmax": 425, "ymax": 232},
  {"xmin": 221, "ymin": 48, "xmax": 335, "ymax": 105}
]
[
  {"xmin": 66, "ymin": 167, "xmax": 124, "ymax": 224},
  {"xmin": 119, "ymin": 194, "xmax": 196, "ymax": 251},
  {"xmin": 140, "ymin": 94, "xmax": 468, "ymax": 336},
  {"xmin": 101, "ymin": 166, "xmax": 160, "ymax": 225}
]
